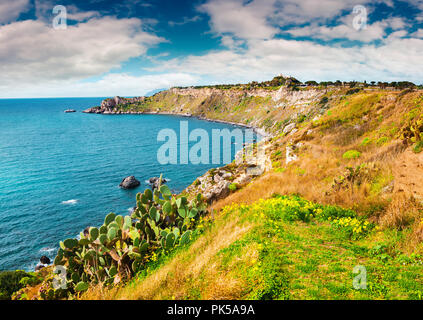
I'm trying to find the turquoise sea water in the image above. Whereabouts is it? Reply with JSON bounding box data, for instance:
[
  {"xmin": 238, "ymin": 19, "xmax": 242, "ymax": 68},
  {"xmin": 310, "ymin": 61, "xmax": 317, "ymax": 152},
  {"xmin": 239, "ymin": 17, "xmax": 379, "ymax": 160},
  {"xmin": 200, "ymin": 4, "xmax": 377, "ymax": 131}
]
[{"xmin": 0, "ymin": 98, "xmax": 256, "ymax": 271}]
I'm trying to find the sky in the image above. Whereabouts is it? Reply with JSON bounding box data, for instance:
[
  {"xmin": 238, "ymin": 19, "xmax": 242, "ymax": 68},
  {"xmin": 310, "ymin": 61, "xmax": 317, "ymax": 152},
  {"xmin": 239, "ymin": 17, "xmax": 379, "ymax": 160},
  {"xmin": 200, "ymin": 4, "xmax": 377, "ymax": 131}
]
[{"xmin": 0, "ymin": 0, "xmax": 422, "ymax": 98}]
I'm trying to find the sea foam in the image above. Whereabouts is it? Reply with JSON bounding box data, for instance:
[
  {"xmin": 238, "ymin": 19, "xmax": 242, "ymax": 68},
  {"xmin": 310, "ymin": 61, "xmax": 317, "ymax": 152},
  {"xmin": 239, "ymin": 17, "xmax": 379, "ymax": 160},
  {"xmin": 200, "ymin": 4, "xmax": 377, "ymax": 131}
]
[{"xmin": 61, "ymin": 199, "xmax": 78, "ymax": 205}]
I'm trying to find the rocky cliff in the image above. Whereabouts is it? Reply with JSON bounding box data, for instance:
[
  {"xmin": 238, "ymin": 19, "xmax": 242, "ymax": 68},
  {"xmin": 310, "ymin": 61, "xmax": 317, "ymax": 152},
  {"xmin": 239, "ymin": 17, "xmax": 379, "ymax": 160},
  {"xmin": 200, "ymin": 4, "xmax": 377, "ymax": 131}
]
[{"xmin": 83, "ymin": 85, "xmax": 330, "ymax": 138}]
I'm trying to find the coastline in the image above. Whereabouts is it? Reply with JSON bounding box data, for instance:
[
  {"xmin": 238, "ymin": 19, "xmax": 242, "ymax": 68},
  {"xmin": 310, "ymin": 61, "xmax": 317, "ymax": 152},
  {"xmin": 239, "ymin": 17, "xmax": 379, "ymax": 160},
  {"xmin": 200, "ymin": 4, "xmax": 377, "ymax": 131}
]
[
  {"xmin": 82, "ymin": 108, "xmax": 270, "ymax": 138},
  {"xmin": 80, "ymin": 106, "xmax": 272, "ymax": 211},
  {"xmin": 19, "ymin": 107, "xmax": 270, "ymax": 271}
]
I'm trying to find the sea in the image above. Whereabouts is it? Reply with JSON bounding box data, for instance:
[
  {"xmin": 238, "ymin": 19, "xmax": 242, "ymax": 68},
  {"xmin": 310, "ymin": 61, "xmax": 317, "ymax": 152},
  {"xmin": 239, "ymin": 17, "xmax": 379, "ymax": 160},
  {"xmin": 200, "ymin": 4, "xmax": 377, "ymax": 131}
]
[{"xmin": 0, "ymin": 98, "xmax": 258, "ymax": 271}]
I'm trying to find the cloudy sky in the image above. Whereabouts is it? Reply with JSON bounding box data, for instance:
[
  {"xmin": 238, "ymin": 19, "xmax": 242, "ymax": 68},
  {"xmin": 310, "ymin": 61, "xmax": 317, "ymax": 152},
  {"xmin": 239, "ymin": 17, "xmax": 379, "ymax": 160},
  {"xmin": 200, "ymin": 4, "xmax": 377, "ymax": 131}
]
[{"xmin": 1, "ymin": 0, "xmax": 422, "ymax": 98}]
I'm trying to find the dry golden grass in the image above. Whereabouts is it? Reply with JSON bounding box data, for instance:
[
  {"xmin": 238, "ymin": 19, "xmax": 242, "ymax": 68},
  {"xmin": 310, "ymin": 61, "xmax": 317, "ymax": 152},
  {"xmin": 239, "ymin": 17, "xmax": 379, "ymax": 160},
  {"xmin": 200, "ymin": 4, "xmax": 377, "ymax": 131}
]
[
  {"xmin": 411, "ymin": 221, "xmax": 423, "ymax": 245},
  {"xmin": 216, "ymin": 89, "xmax": 422, "ymax": 223},
  {"xmin": 380, "ymin": 194, "xmax": 421, "ymax": 229},
  {"xmin": 214, "ymin": 96, "xmax": 421, "ymax": 230},
  {"xmin": 213, "ymin": 142, "xmax": 389, "ymax": 216},
  {"xmin": 82, "ymin": 214, "xmax": 253, "ymax": 300}
]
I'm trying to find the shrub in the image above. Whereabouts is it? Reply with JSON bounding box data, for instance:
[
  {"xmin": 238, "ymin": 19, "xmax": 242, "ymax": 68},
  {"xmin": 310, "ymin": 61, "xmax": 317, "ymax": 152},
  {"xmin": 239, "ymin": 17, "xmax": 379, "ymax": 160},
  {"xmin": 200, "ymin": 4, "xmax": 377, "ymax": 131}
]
[
  {"xmin": 0, "ymin": 271, "xmax": 30, "ymax": 300},
  {"xmin": 272, "ymin": 150, "xmax": 282, "ymax": 158},
  {"xmin": 346, "ymin": 88, "xmax": 361, "ymax": 95},
  {"xmin": 297, "ymin": 114, "xmax": 307, "ymax": 123},
  {"xmin": 229, "ymin": 183, "xmax": 238, "ymax": 192},
  {"xmin": 319, "ymin": 97, "xmax": 329, "ymax": 105},
  {"xmin": 413, "ymin": 141, "xmax": 423, "ymax": 153},
  {"xmin": 376, "ymin": 137, "xmax": 389, "ymax": 146},
  {"xmin": 272, "ymin": 161, "xmax": 281, "ymax": 168},
  {"xmin": 314, "ymin": 205, "xmax": 356, "ymax": 221},
  {"xmin": 360, "ymin": 137, "xmax": 372, "ymax": 147},
  {"xmin": 330, "ymin": 217, "xmax": 374, "ymax": 240},
  {"xmin": 342, "ymin": 150, "xmax": 361, "ymax": 159}
]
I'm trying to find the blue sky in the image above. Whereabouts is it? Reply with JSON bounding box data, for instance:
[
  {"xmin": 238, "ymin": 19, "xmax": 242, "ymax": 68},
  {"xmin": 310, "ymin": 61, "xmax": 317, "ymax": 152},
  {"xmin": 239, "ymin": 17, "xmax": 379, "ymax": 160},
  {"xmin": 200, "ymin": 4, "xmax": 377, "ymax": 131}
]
[{"xmin": 0, "ymin": 0, "xmax": 422, "ymax": 97}]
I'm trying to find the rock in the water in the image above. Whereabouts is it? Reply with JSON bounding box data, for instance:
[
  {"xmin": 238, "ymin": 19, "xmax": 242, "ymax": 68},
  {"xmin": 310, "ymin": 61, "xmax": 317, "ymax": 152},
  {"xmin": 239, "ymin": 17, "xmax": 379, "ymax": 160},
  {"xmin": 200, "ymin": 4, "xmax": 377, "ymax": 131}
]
[
  {"xmin": 40, "ymin": 256, "xmax": 51, "ymax": 265},
  {"xmin": 119, "ymin": 176, "xmax": 141, "ymax": 189},
  {"xmin": 148, "ymin": 177, "xmax": 168, "ymax": 190},
  {"xmin": 35, "ymin": 256, "xmax": 51, "ymax": 271}
]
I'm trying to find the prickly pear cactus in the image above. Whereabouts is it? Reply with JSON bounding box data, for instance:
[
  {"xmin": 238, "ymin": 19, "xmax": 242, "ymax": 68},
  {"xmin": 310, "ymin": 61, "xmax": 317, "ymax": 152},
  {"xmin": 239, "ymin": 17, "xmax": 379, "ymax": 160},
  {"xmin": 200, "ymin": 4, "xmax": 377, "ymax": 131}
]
[{"xmin": 47, "ymin": 175, "xmax": 207, "ymax": 298}]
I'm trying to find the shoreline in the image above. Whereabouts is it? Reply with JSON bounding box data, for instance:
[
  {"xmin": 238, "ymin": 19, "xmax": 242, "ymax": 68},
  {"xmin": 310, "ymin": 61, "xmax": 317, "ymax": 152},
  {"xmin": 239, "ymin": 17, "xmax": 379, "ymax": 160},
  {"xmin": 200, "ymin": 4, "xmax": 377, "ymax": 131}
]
[
  {"xmin": 20, "ymin": 109, "xmax": 270, "ymax": 272},
  {"xmin": 82, "ymin": 109, "xmax": 270, "ymax": 138}
]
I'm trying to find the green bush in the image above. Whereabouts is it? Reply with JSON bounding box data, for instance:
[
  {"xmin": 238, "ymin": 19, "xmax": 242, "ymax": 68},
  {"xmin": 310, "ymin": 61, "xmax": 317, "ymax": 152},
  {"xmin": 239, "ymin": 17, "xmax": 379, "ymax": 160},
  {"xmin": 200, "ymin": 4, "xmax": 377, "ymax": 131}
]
[
  {"xmin": 229, "ymin": 183, "xmax": 238, "ymax": 192},
  {"xmin": 264, "ymin": 194, "xmax": 356, "ymax": 223},
  {"xmin": 360, "ymin": 137, "xmax": 372, "ymax": 147},
  {"xmin": 413, "ymin": 141, "xmax": 423, "ymax": 153},
  {"xmin": 346, "ymin": 88, "xmax": 361, "ymax": 95},
  {"xmin": 19, "ymin": 272, "xmax": 43, "ymax": 287},
  {"xmin": 376, "ymin": 137, "xmax": 389, "ymax": 146},
  {"xmin": 0, "ymin": 270, "xmax": 30, "ymax": 300},
  {"xmin": 342, "ymin": 150, "xmax": 361, "ymax": 159},
  {"xmin": 330, "ymin": 217, "xmax": 374, "ymax": 240},
  {"xmin": 319, "ymin": 97, "xmax": 329, "ymax": 105}
]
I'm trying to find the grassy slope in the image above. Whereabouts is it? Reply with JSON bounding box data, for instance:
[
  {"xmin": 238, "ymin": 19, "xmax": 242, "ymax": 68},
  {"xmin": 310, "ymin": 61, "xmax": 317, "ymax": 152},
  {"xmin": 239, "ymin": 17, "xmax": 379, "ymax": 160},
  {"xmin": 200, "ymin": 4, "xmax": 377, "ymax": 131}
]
[
  {"xmin": 84, "ymin": 196, "xmax": 423, "ymax": 300},
  {"xmin": 79, "ymin": 87, "xmax": 423, "ymax": 300}
]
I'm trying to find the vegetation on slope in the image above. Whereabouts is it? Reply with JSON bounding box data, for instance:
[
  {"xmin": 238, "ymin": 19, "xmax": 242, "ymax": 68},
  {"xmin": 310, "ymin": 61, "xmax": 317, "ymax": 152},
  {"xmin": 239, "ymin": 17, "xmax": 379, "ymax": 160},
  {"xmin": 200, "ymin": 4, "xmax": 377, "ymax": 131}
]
[
  {"xmin": 82, "ymin": 195, "xmax": 423, "ymax": 300},
  {"xmin": 13, "ymin": 180, "xmax": 208, "ymax": 300},
  {"xmin": 11, "ymin": 80, "xmax": 423, "ymax": 300},
  {"xmin": 81, "ymin": 87, "xmax": 423, "ymax": 300}
]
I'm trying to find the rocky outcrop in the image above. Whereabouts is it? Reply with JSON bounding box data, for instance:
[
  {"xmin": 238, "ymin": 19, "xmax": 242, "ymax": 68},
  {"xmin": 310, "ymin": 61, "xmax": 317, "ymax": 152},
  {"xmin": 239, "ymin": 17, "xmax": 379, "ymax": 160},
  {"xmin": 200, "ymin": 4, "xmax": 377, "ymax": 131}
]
[
  {"xmin": 286, "ymin": 145, "xmax": 298, "ymax": 164},
  {"xmin": 186, "ymin": 169, "xmax": 232, "ymax": 203},
  {"xmin": 148, "ymin": 177, "xmax": 168, "ymax": 190},
  {"xmin": 40, "ymin": 256, "xmax": 50, "ymax": 265},
  {"xmin": 119, "ymin": 176, "xmax": 141, "ymax": 189},
  {"xmin": 185, "ymin": 139, "xmax": 272, "ymax": 203},
  {"xmin": 283, "ymin": 123, "xmax": 296, "ymax": 134},
  {"xmin": 35, "ymin": 256, "xmax": 51, "ymax": 271},
  {"xmin": 83, "ymin": 96, "xmax": 145, "ymax": 114}
]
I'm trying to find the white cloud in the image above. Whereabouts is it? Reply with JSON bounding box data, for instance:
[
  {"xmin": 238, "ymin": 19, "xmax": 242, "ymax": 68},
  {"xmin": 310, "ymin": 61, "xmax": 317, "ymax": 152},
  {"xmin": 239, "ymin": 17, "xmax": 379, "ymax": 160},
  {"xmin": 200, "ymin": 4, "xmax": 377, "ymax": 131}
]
[
  {"xmin": 273, "ymin": 0, "xmax": 369, "ymax": 25},
  {"xmin": 1, "ymin": 0, "xmax": 421, "ymax": 98},
  {"xmin": 220, "ymin": 35, "xmax": 246, "ymax": 49},
  {"xmin": 286, "ymin": 23, "xmax": 385, "ymax": 42},
  {"xmin": 198, "ymin": 0, "xmax": 400, "ymax": 43},
  {"xmin": 67, "ymin": 10, "xmax": 101, "ymax": 22},
  {"xmin": 272, "ymin": 0, "xmax": 395, "ymax": 25},
  {"xmin": 184, "ymin": 0, "xmax": 421, "ymax": 85},
  {"xmin": 35, "ymin": 1, "xmax": 100, "ymax": 23},
  {"xmin": 411, "ymin": 28, "xmax": 423, "ymax": 37},
  {"xmin": 0, "ymin": 16, "xmax": 164, "ymax": 86},
  {"xmin": 0, "ymin": 73, "xmax": 198, "ymax": 98},
  {"xmin": 198, "ymin": 0, "xmax": 278, "ymax": 40},
  {"xmin": 286, "ymin": 17, "xmax": 409, "ymax": 42},
  {"xmin": 168, "ymin": 15, "xmax": 201, "ymax": 27},
  {"xmin": 0, "ymin": 0, "xmax": 30, "ymax": 24},
  {"xmin": 150, "ymin": 36, "xmax": 423, "ymax": 84},
  {"xmin": 403, "ymin": 0, "xmax": 423, "ymax": 10}
]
